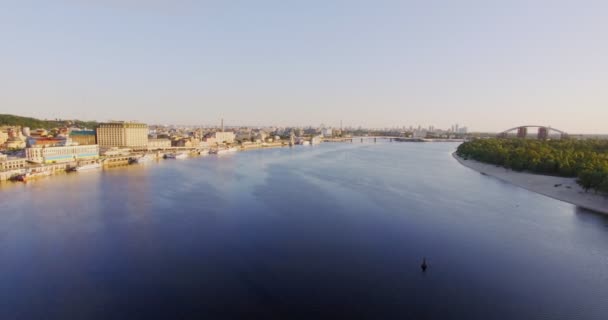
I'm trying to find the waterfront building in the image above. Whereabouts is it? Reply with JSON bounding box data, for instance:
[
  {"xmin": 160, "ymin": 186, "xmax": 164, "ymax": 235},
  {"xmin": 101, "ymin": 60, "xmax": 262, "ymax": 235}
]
[
  {"xmin": 322, "ymin": 128, "xmax": 333, "ymax": 137},
  {"xmin": 25, "ymin": 145, "xmax": 100, "ymax": 164},
  {"xmin": 70, "ymin": 130, "xmax": 97, "ymax": 145},
  {"xmin": 203, "ymin": 136, "xmax": 217, "ymax": 145},
  {"xmin": 254, "ymin": 131, "xmax": 268, "ymax": 142},
  {"xmin": 96, "ymin": 122, "xmax": 148, "ymax": 148},
  {"xmin": 171, "ymin": 137, "xmax": 201, "ymax": 148},
  {"xmin": 0, "ymin": 157, "xmax": 27, "ymax": 170},
  {"xmin": 214, "ymin": 131, "xmax": 235, "ymax": 144},
  {"xmin": 147, "ymin": 138, "xmax": 171, "ymax": 149},
  {"xmin": 413, "ymin": 129, "xmax": 427, "ymax": 139}
]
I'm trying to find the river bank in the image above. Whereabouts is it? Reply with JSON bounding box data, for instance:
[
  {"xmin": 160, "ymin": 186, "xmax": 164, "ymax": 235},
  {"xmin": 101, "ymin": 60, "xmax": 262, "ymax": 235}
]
[{"xmin": 453, "ymin": 153, "xmax": 608, "ymax": 214}]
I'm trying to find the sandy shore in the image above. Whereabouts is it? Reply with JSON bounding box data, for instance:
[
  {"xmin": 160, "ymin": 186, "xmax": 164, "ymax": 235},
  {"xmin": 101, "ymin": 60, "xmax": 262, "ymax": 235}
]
[{"xmin": 453, "ymin": 153, "xmax": 608, "ymax": 214}]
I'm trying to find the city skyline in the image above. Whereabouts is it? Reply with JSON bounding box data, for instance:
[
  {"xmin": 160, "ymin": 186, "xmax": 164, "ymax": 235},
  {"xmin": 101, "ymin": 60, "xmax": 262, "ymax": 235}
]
[{"xmin": 2, "ymin": 1, "xmax": 608, "ymax": 133}]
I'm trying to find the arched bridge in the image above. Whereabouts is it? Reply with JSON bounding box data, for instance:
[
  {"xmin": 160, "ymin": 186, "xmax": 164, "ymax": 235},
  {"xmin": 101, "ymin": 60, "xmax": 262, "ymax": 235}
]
[{"xmin": 498, "ymin": 125, "xmax": 568, "ymax": 139}]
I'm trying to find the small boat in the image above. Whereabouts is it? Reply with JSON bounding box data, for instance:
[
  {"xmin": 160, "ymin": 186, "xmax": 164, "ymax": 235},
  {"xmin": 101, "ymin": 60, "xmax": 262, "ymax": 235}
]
[
  {"xmin": 12, "ymin": 170, "xmax": 52, "ymax": 182},
  {"xmin": 420, "ymin": 258, "xmax": 428, "ymax": 272},
  {"xmin": 13, "ymin": 173, "xmax": 29, "ymax": 182},
  {"xmin": 130, "ymin": 154, "xmax": 155, "ymax": 164},
  {"xmin": 164, "ymin": 153, "xmax": 188, "ymax": 159},
  {"xmin": 72, "ymin": 163, "xmax": 102, "ymax": 172},
  {"xmin": 210, "ymin": 147, "xmax": 238, "ymax": 155}
]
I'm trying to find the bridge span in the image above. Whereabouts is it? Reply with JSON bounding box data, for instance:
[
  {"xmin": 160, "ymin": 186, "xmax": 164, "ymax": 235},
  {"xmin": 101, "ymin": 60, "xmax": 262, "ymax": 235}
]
[{"xmin": 498, "ymin": 125, "xmax": 567, "ymax": 139}]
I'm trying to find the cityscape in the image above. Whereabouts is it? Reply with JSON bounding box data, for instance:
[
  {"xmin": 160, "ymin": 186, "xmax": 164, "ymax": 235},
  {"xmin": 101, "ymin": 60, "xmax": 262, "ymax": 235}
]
[
  {"xmin": 0, "ymin": 115, "xmax": 473, "ymax": 182},
  {"xmin": 1, "ymin": 1, "xmax": 608, "ymax": 319}
]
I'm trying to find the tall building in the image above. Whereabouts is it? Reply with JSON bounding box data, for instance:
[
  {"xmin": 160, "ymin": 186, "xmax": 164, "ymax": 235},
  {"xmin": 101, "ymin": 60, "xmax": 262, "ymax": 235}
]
[{"xmin": 96, "ymin": 122, "xmax": 148, "ymax": 148}]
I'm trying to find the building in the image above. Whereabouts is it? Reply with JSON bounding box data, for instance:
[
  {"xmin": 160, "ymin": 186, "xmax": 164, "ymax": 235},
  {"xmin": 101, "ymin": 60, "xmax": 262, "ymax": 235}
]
[
  {"xmin": 147, "ymin": 138, "xmax": 171, "ymax": 149},
  {"xmin": 322, "ymin": 128, "xmax": 333, "ymax": 137},
  {"xmin": 413, "ymin": 129, "xmax": 427, "ymax": 139},
  {"xmin": 0, "ymin": 157, "xmax": 27, "ymax": 170},
  {"xmin": 3, "ymin": 128, "xmax": 26, "ymax": 149},
  {"xmin": 171, "ymin": 137, "xmax": 201, "ymax": 148},
  {"xmin": 214, "ymin": 131, "xmax": 235, "ymax": 144},
  {"xmin": 0, "ymin": 130, "xmax": 8, "ymax": 146},
  {"xmin": 70, "ymin": 130, "xmax": 97, "ymax": 145},
  {"xmin": 96, "ymin": 122, "xmax": 148, "ymax": 148},
  {"xmin": 26, "ymin": 136, "xmax": 69, "ymax": 148},
  {"xmin": 25, "ymin": 145, "xmax": 100, "ymax": 164}
]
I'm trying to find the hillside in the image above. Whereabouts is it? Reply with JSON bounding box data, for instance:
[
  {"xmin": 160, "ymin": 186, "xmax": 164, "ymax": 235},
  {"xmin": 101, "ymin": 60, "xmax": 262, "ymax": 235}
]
[{"xmin": 0, "ymin": 114, "xmax": 98, "ymax": 130}]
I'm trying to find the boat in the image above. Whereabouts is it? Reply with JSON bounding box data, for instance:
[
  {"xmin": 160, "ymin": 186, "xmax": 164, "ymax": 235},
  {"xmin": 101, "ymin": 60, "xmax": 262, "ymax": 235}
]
[
  {"xmin": 130, "ymin": 154, "xmax": 155, "ymax": 164},
  {"xmin": 12, "ymin": 169, "xmax": 52, "ymax": 182},
  {"xmin": 421, "ymin": 257, "xmax": 428, "ymax": 272},
  {"xmin": 210, "ymin": 147, "xmax": 238, "ymax": 155},
  {"xmin": 164, "ymin": 152, "xmax": 188, "ymax": 159},
  {"xmin": 72, "ymin": 163, "xmax": 102, "ymax": 172}
]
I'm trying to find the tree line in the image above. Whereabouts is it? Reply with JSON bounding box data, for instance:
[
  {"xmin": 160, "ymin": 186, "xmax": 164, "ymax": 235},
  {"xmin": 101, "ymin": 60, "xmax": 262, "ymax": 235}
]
[
  {"xmin": 0, "ymin": 114, "xmax": 98, "ymax": 130},
  {"xmin": 456, "ymin": 138, "xmax": 608, "ymax": 194}
]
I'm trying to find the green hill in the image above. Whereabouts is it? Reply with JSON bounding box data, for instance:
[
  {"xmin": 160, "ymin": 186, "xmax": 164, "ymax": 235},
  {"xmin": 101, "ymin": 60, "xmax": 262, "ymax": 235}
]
[{"xmin": 0, "ymin": 114, "xmax": 98, "ymax": 130}]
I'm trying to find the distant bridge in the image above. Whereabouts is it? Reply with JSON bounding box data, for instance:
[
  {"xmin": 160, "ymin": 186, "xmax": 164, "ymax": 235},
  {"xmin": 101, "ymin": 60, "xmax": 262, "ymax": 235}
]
[{"xmin": 498, "ymin": 125, "xmax": 568, "ymax": 139}]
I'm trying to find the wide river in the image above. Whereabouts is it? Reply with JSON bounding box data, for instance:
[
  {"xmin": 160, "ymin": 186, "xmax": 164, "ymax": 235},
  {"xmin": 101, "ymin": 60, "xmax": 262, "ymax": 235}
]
[{"xmin": 1, "ymin": 142, "xmax": 607, "ymax": 319}]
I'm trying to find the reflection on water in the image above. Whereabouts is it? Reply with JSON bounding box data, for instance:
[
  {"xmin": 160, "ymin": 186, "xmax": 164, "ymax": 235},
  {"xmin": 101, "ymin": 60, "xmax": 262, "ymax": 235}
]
[{"xmin": 0, "ymin": 143, "xmax": 607, "ymax": 319}]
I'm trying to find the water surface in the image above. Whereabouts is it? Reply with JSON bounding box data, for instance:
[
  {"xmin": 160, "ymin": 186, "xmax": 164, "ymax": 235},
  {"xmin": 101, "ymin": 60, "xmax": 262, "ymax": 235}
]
[{"xmin": 1, "ymin": 142, "xmax": 607, "ymax": 319}]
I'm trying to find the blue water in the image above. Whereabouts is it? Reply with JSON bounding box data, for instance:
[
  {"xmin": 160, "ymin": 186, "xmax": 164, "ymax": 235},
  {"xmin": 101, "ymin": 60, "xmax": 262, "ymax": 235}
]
[{"xmin": 1, "ymin": 142, "xmax": 607, "ymax": 319}]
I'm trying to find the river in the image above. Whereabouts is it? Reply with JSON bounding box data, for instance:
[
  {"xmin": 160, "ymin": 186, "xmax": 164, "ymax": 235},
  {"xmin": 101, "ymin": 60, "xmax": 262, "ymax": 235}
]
[{"xmin": 0, "ymin": 142, "xmax": 606, "ymax": 319}]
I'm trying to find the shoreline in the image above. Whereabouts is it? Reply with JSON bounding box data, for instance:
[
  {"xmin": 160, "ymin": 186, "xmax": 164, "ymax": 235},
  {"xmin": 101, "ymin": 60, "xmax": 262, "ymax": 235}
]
[
  {"xmin": 0, "ymin": 142, "xmax": 301, "ymax": 183},
  {"xmin": 453, "ymin": 153, "xmax": 608, "ymax": 214}
]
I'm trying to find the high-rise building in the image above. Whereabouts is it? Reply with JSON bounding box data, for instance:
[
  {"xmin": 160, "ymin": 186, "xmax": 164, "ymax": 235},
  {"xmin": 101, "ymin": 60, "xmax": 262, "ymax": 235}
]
[{"xmin": 96, "ymin": 122, "xmax": 148, "ymax": 148}]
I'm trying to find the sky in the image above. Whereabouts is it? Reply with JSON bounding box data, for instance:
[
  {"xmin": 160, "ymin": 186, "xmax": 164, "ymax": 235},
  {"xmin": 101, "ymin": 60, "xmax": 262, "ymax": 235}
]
[{"xmin": 1, "ymin": 0, "xmax": 607, "ymax": 133}]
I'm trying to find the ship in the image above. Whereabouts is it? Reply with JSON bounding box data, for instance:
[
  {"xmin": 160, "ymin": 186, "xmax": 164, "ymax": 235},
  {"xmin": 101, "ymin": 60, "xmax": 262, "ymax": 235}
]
[
  {"xmin": 130, "ymin": 154, "xmax": 155, "ymax": 164},
  {"xmin": 164, "ymin": 152, "xmax": 188, "ymax": 159},
  {"xmin": 12, "ymin": 169, "xmax": 52, "ymax": 182},
  {"xmin": 210, "ymin": 147, "xmax": 238, "ymax": 155},
  {"xmin": 71, "ymin": 163, "xmax": 102, "ymax": 172}
]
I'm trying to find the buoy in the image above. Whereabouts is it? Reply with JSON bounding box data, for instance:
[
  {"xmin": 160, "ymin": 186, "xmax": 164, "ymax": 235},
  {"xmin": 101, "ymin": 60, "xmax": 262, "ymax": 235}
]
[{"xmin": 421, "ymin": 258, "xmax": 428, "ymax": 272}]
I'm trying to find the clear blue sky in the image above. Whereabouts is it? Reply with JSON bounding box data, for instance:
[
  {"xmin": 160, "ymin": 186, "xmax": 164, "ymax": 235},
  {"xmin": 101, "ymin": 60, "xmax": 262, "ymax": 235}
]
[{"xmin": 1, "ymin": 0, "xmax": 607, "ymax": 133}]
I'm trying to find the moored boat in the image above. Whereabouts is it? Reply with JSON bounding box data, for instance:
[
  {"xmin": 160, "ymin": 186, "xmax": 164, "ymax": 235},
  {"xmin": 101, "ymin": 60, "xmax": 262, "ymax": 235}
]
[
  {"xmin": 164, "ymin": 152, "xmax": 188, "ymax": 159},
  {"xmin": 12, "ymin": 170, "xmax": 52, "ymax": 182},
  {"xmin": 210, "ymin": 147, "xmax": 238, "ymax": 155},
  {"xmin": 130, "ymin": 154, "xmax": 155, "ymax": 164},
  {"xmin": 71, "ymin": 163, "xmax": 102, "ymax": 172}
]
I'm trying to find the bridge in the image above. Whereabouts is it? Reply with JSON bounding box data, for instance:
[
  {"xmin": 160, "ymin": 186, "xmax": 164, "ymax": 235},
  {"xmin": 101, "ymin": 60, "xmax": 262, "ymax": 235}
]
[
  {"xmin": 322, "ymin": 136, "xmax": 398, "ymax": 143},
  {"xmin": 498, "ymin": 125, "xmax": 568, "ymax": 140}
]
